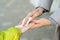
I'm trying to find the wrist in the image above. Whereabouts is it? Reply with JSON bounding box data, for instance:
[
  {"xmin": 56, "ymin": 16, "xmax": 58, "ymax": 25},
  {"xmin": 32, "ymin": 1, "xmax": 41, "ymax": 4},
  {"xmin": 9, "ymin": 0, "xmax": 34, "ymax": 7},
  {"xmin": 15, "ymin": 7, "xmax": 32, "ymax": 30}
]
[
  {"xmin": 15, "ymin": 25, "xmax": 24, "ymax": 33},
  {"xmin": 36, "ymin": 7, "xmax": 43, "ymax": 14},
  {"xmin": 36, "ymin": 7, "xmax": 49, "ymax": 13},
  {"xmin": 15, "ymin": 24, "xmax": 31, "ymax": 33}
]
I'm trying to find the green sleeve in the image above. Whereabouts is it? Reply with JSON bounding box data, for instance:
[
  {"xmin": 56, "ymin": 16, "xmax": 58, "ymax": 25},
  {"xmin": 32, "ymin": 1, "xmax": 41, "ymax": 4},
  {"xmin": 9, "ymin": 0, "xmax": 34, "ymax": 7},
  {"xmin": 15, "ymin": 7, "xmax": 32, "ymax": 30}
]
[{"xmin": 0, "ymin": 27, "xmax": 22, "ymax": 40}]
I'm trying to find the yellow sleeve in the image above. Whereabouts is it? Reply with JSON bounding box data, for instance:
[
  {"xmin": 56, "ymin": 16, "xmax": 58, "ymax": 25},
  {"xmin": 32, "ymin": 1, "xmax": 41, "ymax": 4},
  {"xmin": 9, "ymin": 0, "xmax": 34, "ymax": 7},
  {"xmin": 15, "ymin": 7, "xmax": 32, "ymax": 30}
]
[{"xmin": 0, "ymin": 27, "xmax": 22, "ymax": 40}]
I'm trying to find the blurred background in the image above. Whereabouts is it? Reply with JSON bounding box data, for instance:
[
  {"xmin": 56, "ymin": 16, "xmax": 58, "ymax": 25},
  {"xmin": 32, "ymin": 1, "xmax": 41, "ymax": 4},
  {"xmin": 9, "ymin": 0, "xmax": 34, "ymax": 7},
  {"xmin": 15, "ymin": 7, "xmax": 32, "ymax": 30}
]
[{"xmin": 0, "ymin": 0, "xmax": 59, "ymax": 40}]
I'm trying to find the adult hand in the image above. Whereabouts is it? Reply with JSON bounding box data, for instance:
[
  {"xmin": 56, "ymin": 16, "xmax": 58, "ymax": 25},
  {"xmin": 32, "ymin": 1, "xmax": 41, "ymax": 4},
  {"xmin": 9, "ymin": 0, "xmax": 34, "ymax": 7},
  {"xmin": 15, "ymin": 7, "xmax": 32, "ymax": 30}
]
[
  {"xmin": 30, "ymin": 18, "xmax": 51, "ymax": 29},
  {"xmin": 21, "ymin": 8, "xmax": 43, "ymax": 26}
]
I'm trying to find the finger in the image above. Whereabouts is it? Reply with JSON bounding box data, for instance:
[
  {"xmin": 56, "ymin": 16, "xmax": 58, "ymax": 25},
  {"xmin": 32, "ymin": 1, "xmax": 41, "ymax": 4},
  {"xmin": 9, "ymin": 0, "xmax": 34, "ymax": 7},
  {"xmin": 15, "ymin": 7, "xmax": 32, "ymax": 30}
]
[
  {"xmin": 21, "ymin": 18, "xmax": 29, "ymax": 26},
  {"xmin": 21, "ymin": 17, "xmax": 33, "ymax": 26}
]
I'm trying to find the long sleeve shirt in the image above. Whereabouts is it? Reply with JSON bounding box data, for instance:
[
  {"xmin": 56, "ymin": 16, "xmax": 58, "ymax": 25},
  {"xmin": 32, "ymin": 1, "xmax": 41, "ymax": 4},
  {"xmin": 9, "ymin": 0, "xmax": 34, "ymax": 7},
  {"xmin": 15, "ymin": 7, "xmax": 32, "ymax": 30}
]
[{"xmin": 0, "ymin": 27, "xmax": 22, "ymax": 40}]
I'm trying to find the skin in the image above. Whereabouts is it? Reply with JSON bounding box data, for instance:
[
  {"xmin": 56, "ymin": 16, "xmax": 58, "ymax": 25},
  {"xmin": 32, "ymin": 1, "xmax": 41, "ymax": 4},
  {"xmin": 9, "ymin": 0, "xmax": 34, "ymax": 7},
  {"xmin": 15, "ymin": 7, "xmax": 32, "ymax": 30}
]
[
  {"xmin": 21, "ymin": 8, "xmax": 43, "ymax": 26},
  {"xmin": 21, "ymin": 23, "xmax": 35, "ymax": 33},
  {"xmin": 21, "ymin": 8, "xmax": 52, "ymax": 29},
  {"xmin": 30, "ymin": 18, "xmax": 51, "ymax": 29}
]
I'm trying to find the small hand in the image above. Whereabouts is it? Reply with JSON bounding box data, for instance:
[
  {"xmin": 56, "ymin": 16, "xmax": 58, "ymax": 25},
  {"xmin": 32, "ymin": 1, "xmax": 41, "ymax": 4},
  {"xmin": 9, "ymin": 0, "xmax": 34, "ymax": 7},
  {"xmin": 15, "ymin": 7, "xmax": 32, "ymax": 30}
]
[{"xmin": 21, "ymin": 23, "xmax": 35, "ymax": 33}]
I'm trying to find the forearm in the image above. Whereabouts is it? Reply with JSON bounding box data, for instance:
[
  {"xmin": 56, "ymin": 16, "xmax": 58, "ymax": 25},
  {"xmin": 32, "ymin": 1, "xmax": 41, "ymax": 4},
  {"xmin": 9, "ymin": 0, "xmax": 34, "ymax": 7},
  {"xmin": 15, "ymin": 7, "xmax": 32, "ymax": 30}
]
[
  {"xmin": 0, "ymin": 27, "xmax": 22, "ymax": 40},
  {"xmin": 0, "ymin": 24, "xmax": 33, "ymax": 40}
]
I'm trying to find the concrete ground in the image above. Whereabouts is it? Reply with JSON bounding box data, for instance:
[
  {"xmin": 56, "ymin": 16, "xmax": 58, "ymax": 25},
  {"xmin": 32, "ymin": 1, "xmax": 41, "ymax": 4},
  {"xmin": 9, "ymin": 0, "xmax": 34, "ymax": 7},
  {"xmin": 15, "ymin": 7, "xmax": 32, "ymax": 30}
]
[{"xmin": 0, "ymin": 0, "xmax": 59, "ymax": 40}]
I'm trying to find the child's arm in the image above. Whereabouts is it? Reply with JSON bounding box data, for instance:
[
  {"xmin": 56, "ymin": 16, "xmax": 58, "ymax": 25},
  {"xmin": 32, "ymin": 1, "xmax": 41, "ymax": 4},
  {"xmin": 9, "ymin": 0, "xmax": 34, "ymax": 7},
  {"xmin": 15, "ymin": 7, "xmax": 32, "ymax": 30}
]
[
  {"xmin": 0, "ymin": 17, "xmax": 33, "ymax": 40},
  {"xmin": 0, "ymin": 23, "xmax": 34, "ymax": 40},
  {"xmin": 0, "ymin": 27, "xmax": 22, "ymax": 40}
]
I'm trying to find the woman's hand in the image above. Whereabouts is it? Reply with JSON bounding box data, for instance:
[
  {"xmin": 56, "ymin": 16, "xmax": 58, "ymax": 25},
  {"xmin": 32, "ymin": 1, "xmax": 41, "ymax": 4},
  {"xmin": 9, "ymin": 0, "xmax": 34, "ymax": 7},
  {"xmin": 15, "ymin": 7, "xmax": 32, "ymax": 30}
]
[
  {"xmin": 30, "ymin": 18, "xmax": 51, "ymax": 29},
  {"xmin": 21, "ymin": 8, "xmax": 43, "ymax": 26}
]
